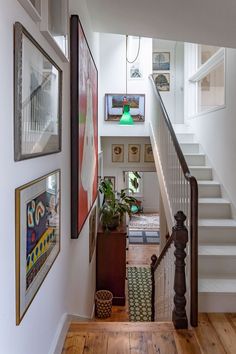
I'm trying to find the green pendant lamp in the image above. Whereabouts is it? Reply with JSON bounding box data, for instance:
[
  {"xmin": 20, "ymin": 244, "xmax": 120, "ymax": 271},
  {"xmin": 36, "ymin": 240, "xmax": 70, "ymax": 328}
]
[
  {"xmin": 119, "ymin": 35, "xmax": 135, "ymax": 125},
  {"xmin": 119, "ymin": 97, "xmax": 134, "ymax": 125}
]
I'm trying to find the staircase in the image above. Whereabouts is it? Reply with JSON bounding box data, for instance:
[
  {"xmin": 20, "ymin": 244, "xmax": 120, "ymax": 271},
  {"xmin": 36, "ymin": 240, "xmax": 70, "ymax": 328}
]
[{"xmin": 174, "ymin": 124, "xmax": 236, "ymax": 312}]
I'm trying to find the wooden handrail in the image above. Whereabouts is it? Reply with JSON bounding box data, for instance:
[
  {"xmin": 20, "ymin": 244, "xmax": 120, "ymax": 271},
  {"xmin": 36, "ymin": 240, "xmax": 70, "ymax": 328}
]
[{"xmin": 149, "ymin": 75, "xmax": 198, "ymax": 327}]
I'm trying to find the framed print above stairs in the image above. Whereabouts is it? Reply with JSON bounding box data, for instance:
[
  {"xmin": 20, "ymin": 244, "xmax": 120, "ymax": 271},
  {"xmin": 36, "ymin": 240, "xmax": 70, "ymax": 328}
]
[{"xmin": 70, "ymin": 15, "xmax": 98, "ymax": 238}]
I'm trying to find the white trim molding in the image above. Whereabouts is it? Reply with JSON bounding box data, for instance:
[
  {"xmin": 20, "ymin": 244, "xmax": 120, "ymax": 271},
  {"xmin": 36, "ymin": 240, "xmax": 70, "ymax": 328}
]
[
  {"xmin": 189, "ymin": 48, "xmax": 225, "ymax": 82},
  {"xmin": 17, "ymin": 0, "xmax": 41, "ymax": 22}
]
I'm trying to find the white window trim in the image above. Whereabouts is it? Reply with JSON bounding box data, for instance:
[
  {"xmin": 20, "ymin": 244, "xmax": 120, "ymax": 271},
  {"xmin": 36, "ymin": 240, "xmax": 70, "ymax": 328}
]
[
  {"xmin": 186, "ymin": 46, "xmax": 225, "ymax": 117},
  {"xmin": 189, "ymin": 48, "xmax": 225, "ymax": 82}
]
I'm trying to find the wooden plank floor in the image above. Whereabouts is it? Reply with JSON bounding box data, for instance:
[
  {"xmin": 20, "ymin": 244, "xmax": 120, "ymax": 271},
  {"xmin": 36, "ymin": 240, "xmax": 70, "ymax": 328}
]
[{"xmin": 62, "ymin": 314, "xmax": 236, "ymax": 353}]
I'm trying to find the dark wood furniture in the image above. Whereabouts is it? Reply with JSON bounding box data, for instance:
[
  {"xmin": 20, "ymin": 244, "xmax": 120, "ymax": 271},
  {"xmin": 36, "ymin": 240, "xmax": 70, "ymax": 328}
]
[{"xmin": 96, "ymin": 221, "xmax": 127, "ymax": 305}]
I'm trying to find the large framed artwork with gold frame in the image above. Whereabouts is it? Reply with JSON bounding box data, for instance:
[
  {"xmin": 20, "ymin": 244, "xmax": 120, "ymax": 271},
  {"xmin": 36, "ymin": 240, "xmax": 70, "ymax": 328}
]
[{"xmin": 15, "ymin": 170, "xmax": 60, "ymax": 325}]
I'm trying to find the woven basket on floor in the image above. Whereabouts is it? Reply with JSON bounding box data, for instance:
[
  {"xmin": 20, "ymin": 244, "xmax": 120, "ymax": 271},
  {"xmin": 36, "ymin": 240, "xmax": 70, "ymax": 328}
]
[{"xmin": 95, "ymin": 290, "xmax": 113, "ymax": 318}]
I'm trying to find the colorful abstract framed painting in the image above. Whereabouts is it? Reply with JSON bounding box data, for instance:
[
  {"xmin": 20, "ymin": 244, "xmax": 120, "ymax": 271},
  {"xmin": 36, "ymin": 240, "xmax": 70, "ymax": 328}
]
[
  {"xmin": 14, "ymin": 22, "xmax": 62, "ymax": 161},
  {"xmin": 105, "ymin": 94, "xmax": 145, "ymax": 122},
  {"xmin": 70, "ymin": 15, "xmax": 98, "ymax": 239},
  {"xmin": 15, "ymin": 170, "xmax": 60, "ymax": 325}
]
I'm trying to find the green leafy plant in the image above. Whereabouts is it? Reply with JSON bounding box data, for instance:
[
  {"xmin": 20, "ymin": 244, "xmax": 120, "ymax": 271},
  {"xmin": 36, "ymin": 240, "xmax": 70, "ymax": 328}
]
[{"xmin": 99, "ymin": 179, "xmax": 138, "ymax": 229}]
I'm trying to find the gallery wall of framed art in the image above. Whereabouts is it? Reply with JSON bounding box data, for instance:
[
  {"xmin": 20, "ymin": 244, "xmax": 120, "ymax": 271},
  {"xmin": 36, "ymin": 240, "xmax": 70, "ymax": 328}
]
[{"xmin": 70, "ymin": 15, "xmax": 98, "ymax": 239}]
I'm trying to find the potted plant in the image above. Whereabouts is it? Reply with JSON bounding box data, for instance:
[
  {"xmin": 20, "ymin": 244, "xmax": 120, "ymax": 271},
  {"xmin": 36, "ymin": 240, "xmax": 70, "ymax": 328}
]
[{"xmin": 99, "ymin": 179, "xmax": 138, "ymax": 230}]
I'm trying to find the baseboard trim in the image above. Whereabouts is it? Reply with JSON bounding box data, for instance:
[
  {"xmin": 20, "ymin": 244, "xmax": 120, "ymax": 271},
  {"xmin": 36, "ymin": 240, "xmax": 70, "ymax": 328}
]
[
  {"xmin": 49, "ymin": 313, "xmax": 70, "ymax": 354},
  {"xmin": 49, "ymin": 309, "xmax": 95, "ymax": 353}
]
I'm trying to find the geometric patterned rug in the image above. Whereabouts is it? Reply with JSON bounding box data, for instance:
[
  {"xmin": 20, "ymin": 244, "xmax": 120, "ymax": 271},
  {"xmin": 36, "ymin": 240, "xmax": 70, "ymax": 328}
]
[
  {"xmin": 129, "ymin": 230, "xmax": 160, "ymax": 244},
  {"xmin": 127, "ymin": 267, "xmax": 152, "ymax": 322}
]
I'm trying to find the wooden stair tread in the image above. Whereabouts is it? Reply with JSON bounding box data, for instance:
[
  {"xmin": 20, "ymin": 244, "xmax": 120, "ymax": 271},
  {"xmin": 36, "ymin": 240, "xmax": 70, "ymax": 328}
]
[{"xmin": 69, "ymin": 321, "xmax": 174, "ymax": 332}]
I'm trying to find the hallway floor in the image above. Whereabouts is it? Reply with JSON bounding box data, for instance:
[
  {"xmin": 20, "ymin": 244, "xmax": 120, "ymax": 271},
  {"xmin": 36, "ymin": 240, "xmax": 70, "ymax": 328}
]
[{"xmin": 62, "ymin": 313, "xmax": 236, "ymax": 353}]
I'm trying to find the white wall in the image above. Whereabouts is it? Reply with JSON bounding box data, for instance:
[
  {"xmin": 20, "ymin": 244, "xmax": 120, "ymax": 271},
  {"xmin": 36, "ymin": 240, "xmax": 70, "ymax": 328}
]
[
  {"xmin": 101, "ymin": 137, "xmax": 159, "ymax": 212},
  {"xmin": 0, "ymin": 1, "xmax": 99, "ymax": 353},
  {"xmin": 99, "ymin": 34, "xmax": 153, "ymax": 137},
  {"xmin": 152, "ymin": 39, "xmax": 184, "ymax": 123},
  {"xmin": 142, "ymin": 172, "xmax": 159, "ymax": 212},
  {"xmin": 185, "ymin": 47, "xmax": 236, "ymax": 215}
]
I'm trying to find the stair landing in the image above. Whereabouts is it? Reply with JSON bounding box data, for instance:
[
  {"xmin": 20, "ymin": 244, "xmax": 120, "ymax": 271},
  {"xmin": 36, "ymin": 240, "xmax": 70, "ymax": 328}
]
[{"xmin": 62, "ymin": 315, "xmax": 236, "ymax": 353}]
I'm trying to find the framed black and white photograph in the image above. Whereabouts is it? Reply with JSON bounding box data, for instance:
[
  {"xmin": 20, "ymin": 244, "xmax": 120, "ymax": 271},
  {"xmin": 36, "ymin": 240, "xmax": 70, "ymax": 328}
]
[
  {"xmin": 105, "ymin": 94, "xmax": 145, "ymax": 122},
  {"xmin": 153, "ymin": 52, "xmax": 170, "ymax": 71},
  {"xmin": 144, "ymin": 144, "xmax": 154, "ymax": 162},
  {"xmin": 112, "ymin": 144, "xmax": 124, "ymax": 163},
  {"xmin": 153, "ymin": 73, "xmax": 170, "ymax": 92},
  {"xmin": 128, "ymin": 61, "xmax": 143, "ymax": 79},
  {"xmin": 128, "ymin": 144, "xmax": 141, "ymax": 163},
  {"xmin": 14, "ymin": 22, "xmax": 62, "ymax": 161}
]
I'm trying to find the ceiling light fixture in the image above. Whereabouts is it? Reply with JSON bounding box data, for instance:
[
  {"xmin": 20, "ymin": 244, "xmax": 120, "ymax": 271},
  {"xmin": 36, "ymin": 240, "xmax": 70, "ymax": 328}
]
[{"xmin": 119, "ymin": 35, "xmax": 141, "ymax": 125}]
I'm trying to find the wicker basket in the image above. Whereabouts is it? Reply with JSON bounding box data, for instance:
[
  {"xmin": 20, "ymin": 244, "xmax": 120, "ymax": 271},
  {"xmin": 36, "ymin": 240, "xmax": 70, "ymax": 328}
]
[{"xmin": 95, "ymin": 290, "xmax": 113, "ymax": 318}]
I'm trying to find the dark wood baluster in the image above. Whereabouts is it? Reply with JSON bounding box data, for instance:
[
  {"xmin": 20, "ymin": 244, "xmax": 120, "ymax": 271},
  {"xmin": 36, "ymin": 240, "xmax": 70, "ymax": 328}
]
[
  {"xmin": 172, "ymin": 211, "xmax": 188, "ymax": 329},
  {"xmin": 150, "ymin": 254, "xmax": 157, "ymax": 322}
]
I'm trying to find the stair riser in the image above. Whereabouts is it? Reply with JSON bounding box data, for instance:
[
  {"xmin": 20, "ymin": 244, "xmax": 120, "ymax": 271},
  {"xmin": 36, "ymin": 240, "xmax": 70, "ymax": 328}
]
[
  {"xmin": 199, "ymin": 293, "xmax": 236, "ymax": 312},
  {"xmin": 190, "ymin": 168, "xmax": 212, "ymax": 180},
  {"xmin": 199, "ymin": 227, "xmax": 236, "ymax": 243},
  {"xmin": 198, "ymin": 185, "xmax": 221, "ymax": 198},
  {"xmin": 180, "ymin": 143, "xmax": 199, "ymax": 153},
  {"xmin": 176, "ymin": 133, "xmax": 195, "ymax": 143},
  {"xmin": 185, "ymin": 155, "xmax": 205, "ymax": 166},
  {"xmin": 199, "ymin": 256, "xmax": 236, "ymax": 276},
  {"xmin": 199, "ymin": 203, "xmax": 231, "ymax": 219}
]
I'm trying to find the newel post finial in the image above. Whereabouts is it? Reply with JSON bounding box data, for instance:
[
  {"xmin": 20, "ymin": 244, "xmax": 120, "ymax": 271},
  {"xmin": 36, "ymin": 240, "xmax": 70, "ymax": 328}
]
[{"xmin": 172, "ymin": 210, "xmax": 188, "ymax": 329}]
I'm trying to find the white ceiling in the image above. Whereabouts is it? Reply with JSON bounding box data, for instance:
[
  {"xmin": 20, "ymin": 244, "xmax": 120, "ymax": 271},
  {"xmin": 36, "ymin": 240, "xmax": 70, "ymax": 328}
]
[{"xmin": 86, "ymin": 0, "xmax": 236, "ymax": 48}]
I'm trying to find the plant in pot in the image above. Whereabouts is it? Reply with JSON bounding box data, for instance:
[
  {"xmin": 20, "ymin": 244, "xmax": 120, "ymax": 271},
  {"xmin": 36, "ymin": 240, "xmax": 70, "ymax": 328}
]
[{"xmin": 99, "ymin": 179, "xmax": 138, "ymax": 230}]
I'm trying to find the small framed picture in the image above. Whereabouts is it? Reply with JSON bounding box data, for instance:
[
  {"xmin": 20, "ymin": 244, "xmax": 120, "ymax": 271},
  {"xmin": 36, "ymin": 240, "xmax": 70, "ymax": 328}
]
[
  {"xmin": 144, "ymin": 144, "xmax": 154, "ymax": 162},
  {"xmin": 128, "ymin": 144, "xmax": 141, "ymax": 163},
  {"xmin": 89, "ymin": 206, "xmax": 97, "ymax": 263},
  {"xmin": 14, "ymin": 22, "xmax": 62, "ymax": 161},
  {"xmin": 153, "ymin": 73, "xmax": 170, "ymax": 92},
  {"xmin": 104, "ymin": 176, "xmax": 116, "ymax": 191},
  {"xmin": 105, "ymin": 94, "xmax": 145, "ymax": 122},
  {"xmin": 153, "ymin": 52, "xmax": 170, "ymax": 70},
  {"xmin": 128, "ymin": 61, "xmax": 143, "ymax": 79},
  {"xmin": 112, "ymin": 144, "xmax": 124, "ymax": 163},
  {"xmin": 15, "ymin": 170, "xmax": 60, "ymax": 325}
]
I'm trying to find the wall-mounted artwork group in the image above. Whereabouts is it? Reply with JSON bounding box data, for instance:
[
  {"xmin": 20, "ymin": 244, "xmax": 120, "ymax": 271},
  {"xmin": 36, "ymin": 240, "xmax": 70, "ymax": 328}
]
[
  {"xmin": 15, "ymin": 170, "xmax": 60, "ymax": 325},
  {"xmin": 112, "ymin": 144, "xmax": 154, "ymax": 163},
  {"xmin": 70, "ymin": 15, "xmax": 98, "ymax": 239},
  {"xmin": 105, "ymin": 94, "xmax": 145, "ymax": 122},
  {"xmin": 152, "ymin": 51, "xmax": 170, "ymax": 92}
]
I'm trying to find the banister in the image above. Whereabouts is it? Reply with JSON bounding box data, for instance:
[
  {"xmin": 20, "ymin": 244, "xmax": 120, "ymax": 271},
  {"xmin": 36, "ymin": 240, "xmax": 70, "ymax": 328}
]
[{"xmin": 149, "ymin": 75, "xmax": 198, "ymax": 327}]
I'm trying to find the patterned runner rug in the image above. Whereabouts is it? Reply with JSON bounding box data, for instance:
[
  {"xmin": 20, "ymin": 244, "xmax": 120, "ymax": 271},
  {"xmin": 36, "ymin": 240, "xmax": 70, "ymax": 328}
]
[
  {"xmin": 127, "ymin": 267, "xmax": 152, "ymax": 322},
  {"xmin": 129, "ymin": 213, "xmax": 160, "ymax": 230},
  {"xmin": 129, "ymin": 230, "xmax": 160, "ymax": 244}
]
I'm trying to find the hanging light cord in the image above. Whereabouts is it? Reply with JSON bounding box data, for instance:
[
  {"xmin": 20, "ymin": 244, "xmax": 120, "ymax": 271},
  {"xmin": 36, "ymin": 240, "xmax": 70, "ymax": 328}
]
[
  {"xmin": 126, "ymin": 35, "xmax": 141, "ymax": 64},
  {"xmin": 125, "ymin": 35, "xmax": 141, "ymax": 93}
]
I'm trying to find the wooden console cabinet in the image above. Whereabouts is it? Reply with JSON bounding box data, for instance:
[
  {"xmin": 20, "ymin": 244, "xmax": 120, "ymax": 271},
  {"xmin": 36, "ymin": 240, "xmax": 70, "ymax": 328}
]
[{"xmin": 96, "ymin": 221, "xmax": 127, "ymax": 305}]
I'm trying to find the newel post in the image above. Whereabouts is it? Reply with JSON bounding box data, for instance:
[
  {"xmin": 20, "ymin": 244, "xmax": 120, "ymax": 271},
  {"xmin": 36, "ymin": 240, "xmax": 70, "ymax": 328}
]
[
  {"xmin": 172, "ymin": 211, "xmax": 188, "ymax": 329},
  {"xmin": 150, "ymin": 254, "xmax": 157, "ymax": 321}
]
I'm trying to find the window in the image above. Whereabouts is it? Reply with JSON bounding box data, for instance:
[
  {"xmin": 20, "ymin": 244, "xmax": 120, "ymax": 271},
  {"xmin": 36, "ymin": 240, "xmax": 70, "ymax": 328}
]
[
  {"xmin": 188, "ymin": 44, "xmax": 225, "ymax": 115},
  {"xmin": 198, "ymin": 45, "xmax": 220, "ymax": 66},
  {"xmin": 127, "ymin": 172, "xmax": 143, "ymax": 196}
]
